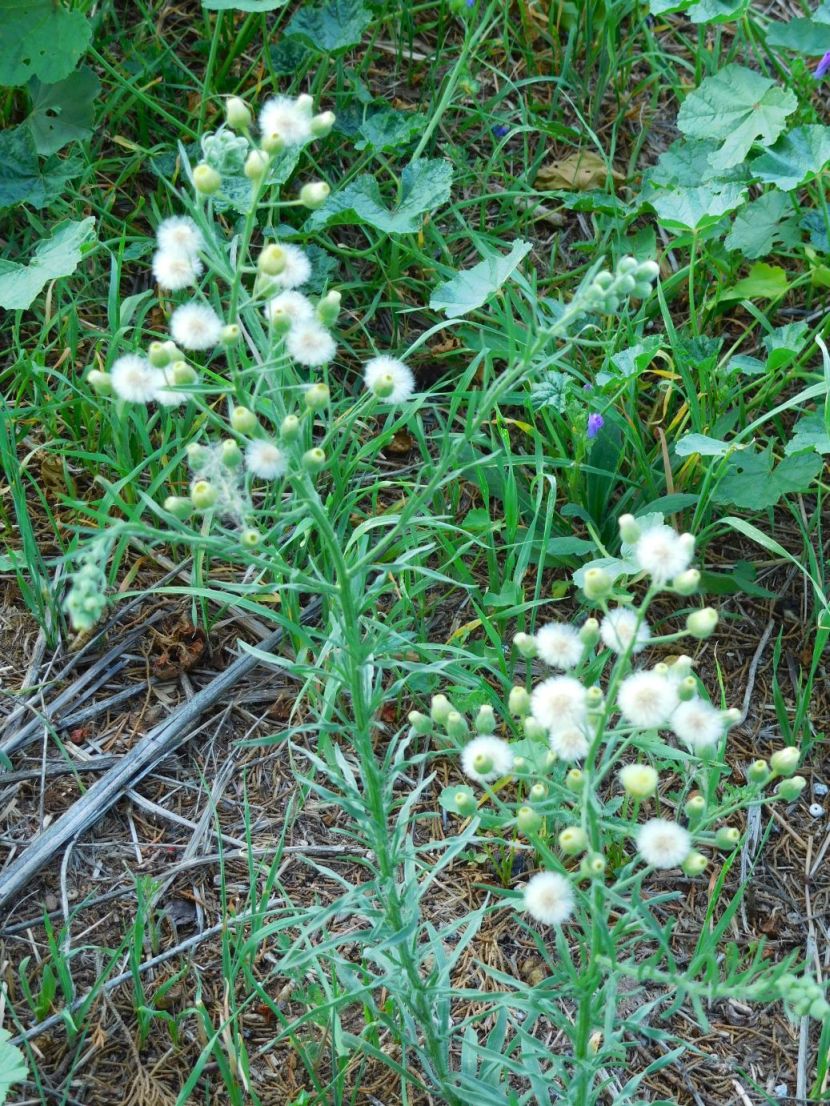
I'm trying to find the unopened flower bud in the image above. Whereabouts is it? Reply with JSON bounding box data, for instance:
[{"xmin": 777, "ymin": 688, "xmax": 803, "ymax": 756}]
[
  {"xmin": 636, "ymin": 259, "xmax": 661, "ymax": 282},
  {"xmin": 722, "ymin": 707, "xmax": 741, "ymax": 727},
  {"xmin": 455, "ymin": 789, "xmax": 477, "ymax": 816},
  {"xmin": 299, "ymin": 181, "xmax": 330, "ymax": 209},
  {"xmin": 632, "ymin": 280, "xmax": 653, "ymax": 299},
  {"xmin": 583, "ymin": 566, "xmax": 612, "ymax": 600},
  {"xmin": 302, "ymin": 447, "xmax": 326, "ymax": 472},
  {"xmin": 471, "ymin": 752, "xmax": 493, "ymax": 777},
  {"xmin": 408, "ymin": 710, "xmax": 432, "ymax": 734},
  {"xmin": 258, "ymin": 244, "xmax": 286, "ymax": 276},
  {"xmin": 186, "ymin": 443, "xmax": 209, "ymax": 470},
  {"xmin": 230, "ymin": 406, "xmax": 258, "ymax": 434},
  {"xmin": 190, "ymin": 480, "xmax": 218, "ymax": 510},
  {"xmin": 579, "ymin": 618, "xmax": 600, "ymax": 646},
  {"xmin": 544, "ymin": 749, "xmax": 558, "ymax": 770},
  {"xmin": 617, "ymin": 256, "xmax": 639, "ymax": 275},
  {"xmin": 316, "ymin": 290, "xmax": 341, "ymax": 327},
  {"xmin": 559, "ymin": 826, "xmax": 588, "ymax": 855},
  {"xmin": 508, "ymin": 686, "xmax": 531, "ymax": 717},
  {"xmin": 776, "ymin": 775, "xmax": 807, "ymax": 801},
  {"xmin": 673, "ymin": 569, "xmax": 701, "ymax": 596},
  {"xmin": 684, "ymin": 793, "xmax": 706, "ymax": 822},
  {"xmin": 747, "ymin": 759, "xmax": 770, "ymax": 785},
  {"xmin": 261, "ymin": 131, "xmax": 285, "ymax": 154},
  {"xmin": 529, "ymin": 782, "xmax": 547, "ymax": 802},
  {"xmin": 585, "ymin": 686, "xmax": 604, "ymax": 710},
  {"xmin": 770, "ymin": 747, "xmax": 800, "ymax": 777},
  {"xmin": 281, "ymin": 414, "xmax": 300, "ymax": 442},
  {"xmin": 715, "ymin": 826, "xmax": 740, "ymax": 849},
  {"xmin": 221, "ymin": 439, "xmax": 242, "ymax": 468},
  {"xmin": 241, "ymin": 528, "xmax": 261, "ymax": 548},
  {"xmin": 305, "ymin": 382, "xmax": 330, "ymax": 410},
  {"xmin": 164, "ymin": 495, "xmax": 192, "ymax": 519},
  {"xmin": 686, "ymin": 607, "xmax": 718, "ymax": 638},
  {"xmin": 565, "ymin": 768, "xmax": 583, "ymax": 793},
  {"xmin": 148, "ymin": 341, "xmax": 171, "ymax": 367},
  {"xmin": 193, "ymin": 163, "xmax": 221, "ymax": 195},
  {"xmin": 226, "ymin": 96, "xmax": 252, "ymax": 130},
  {"xmin": 171, "ymin": 361, "xmax": 197, "ymax": 386},
  {"xmin": 677, "ymin": 675, "xmax": 697, "ymax": 701},
  {"xmin": 370, "ymin": 373, "xmax": 396, "ymax": 399},
  {"xmin": 581, "ymin": 852, "xmax": 606, "ymax": 879},
  {"xmin": 681, "ymin": 850, "xmax": 707, "ymax": 876},
  {"xmin": 523, "ymin": 716, "xmax": 546, "ymax": 741},
  {"xmin": 445, "ymin": 711, "xmax": 467, "ymax": 741},
  {"xmin": 310, "ymin": 110, "xmax": 335, "ymax": 137},
  {"xmin": 517, "ymin": 805, "xmax": 542, "ymax": 834},
  {"xmin": 244, "ymin": 149, "xmax": 269, "ymax": 180},
  {"xmin": 475, "ymin": 705, "xmax": 496, "ymax": 734},
  {"xmin": 619, "ymin": 763, "xmax": 658, "ymax": 799},
  {"xmin": 87, "ymin": 370, "xmax": 112, "ymax": 395},
  {"xmin": 593, "ymin": 270, "xmax": 614, "ymax": 291},
  {"xmin": 513, "ymin": 632, "xmax": 537, "ymax": 658},
  {"xmin": 221, "ymin": 324, "xmax": 240, "ymax": 344},
  {"xmin": 430, "ymin": 694, "xmax": 453, "ymax": 725},
  {"xmin": 513, "ymin": 756, "xmax": 527, "ymax": 772}
]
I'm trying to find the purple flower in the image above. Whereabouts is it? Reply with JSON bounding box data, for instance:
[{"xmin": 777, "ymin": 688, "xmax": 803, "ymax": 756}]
[
  {"xmin": 492, "ymin": 124, "xmax": 510, "ymax": 138},
  {"xmin": 587, "ymin": 413, "xmax": 604, "ymax": 439},
  {"xmin": 465, "ymin": 0, "xmax": 475, "ymax": 6},
  {"xmin": 815, "ymin": 51, "xmax": 830, "ymax": 78}
]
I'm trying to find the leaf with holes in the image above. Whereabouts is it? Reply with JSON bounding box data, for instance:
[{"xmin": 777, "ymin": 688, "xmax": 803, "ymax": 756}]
[
  {"xmin": 0, "ymin": 0, "xmax": 91, "ymax": 86},
  {"xmin": 0, "ymin": 217, "xmax": 96, "ymax": 310},
  {"xmin": 0, "ymin": 126, "xmax": 82, "ymax": 209},
  {"xmin": 430, "ymin": 240, "xmax": 532, "ymax": 318},
  {"xmin": 752, "ymin": 126, "xmax": 830, "ymax": 191},
  {"xmin": 27, "ymin": 67, "xmax": 100, "ymax": 156},
  {"xmin": 723, "ymin": 190, "xmax": 801, "ymax": 259},
  {"xmin": 677, "ymin": 64, "xmax": 797, "ymax": 172},
  {"xmin": 306, "ymin": 159, "xmax": 453, "ymax": 234},
  {"xmin": 285, "ymin": 0, "xmax": 372, "ymax": 52}
]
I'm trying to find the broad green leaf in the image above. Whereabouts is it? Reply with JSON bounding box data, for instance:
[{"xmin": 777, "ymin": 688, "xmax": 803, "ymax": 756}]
[
  {"xmin": 306, "ymin": 158, "xmax": 453, "ymax": 234},
  {"xmin": 723, "ymin": 190, "xmax": 800, "ymax": 259},
  {"xmin": 530, "ymin": 371, "xmax": 571, "ymax": 412},
  {"xmin": 713, "ymin": 446, "xmax": 821, "ymax": 508},
  {"xmin": 0, "ymin": 0, "xmax": 91, "ymax": 86},
  {"xmin": 285, "ymin": 0, "xmax": 372, "ymax": 52},
  {"xmin": 355, "ymin": 109, "xmax": 427, "ymax": 152},
  {"xmin": 687, "ymin": 0, "xmax": 748, "ymax": 22},
  {"xmin": 572, "ymin": 557, "xmax": 635, "ymax": 589},
  {"xmin": 601, "ymin": 337, "xmax": 663, "ymax": 383},
  {"xmin": 766, "ymin": 17, "xmax": 830, "ymax": 52},
  {"xmin": 27, "ymin": 66, "xmax": 100, "ymax": 156},
  {"xmin": 650, "ymin": 182, "xmax": 746, "ymax": 229},
  {"xmin": 545, "ymin": 536, "xmax": 596, "ymax": 556},
  {"xmin": 268, "ymin": 38, "xmax": 312, "ymax": 74},
  {"xmin": 721, "ymin": 262, "xmax": 789, "ymax": 300},
  {"xmin": 0, "ymin": 126, "xmax": 82, "ymax": 209},
  {"xmin": 0, "ymin": 217, "xmax": 96, "ymax": 310},
  {"xmin": 430, "ymin": 240, "xmax": 532, "ymax": 318},
  {"xmin": 203, "ymin": 0, "xmax": 288, "ymax": 8},
  {"xmin": 752, "ymin": 125, "xmax": 830, "ymax": 191},
  {"xmin": 726, "ymin": 354, "xmax": 765, "ymax": 376},
  {"xmin": 785, "ymin": 413, "xmax": 830, "ymax": 455},
  {"xmin": 675, "ymin": 433, "xmax": 734, "ymax": 457},
  {"xmin": 0, "ymin": 1028, "xmax": 27, "ymax": 1102},
  {"xmin": 646, "ymin": 138, "xmax": 749, "ymax": 189},
  {"xmin": 676, "ymin": 64, "xmax": 797, "ymax": 172},
  {"xmin": 763, "ymin": 321, "xmax": 809, "ymax": 371}
]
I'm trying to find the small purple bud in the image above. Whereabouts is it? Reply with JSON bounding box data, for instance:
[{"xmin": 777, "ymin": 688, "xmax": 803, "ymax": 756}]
[
  {"xmin": 815, "ymin": 51, "xmax": 830, "ymax": 78},
  {"xmin": 587, "ymin": 413, "xmax": 604, "ymax": 439},
  {"xmin": 465, "ymin": 0, "xmax": 475, "ymax": 6},
  {"xmin": 492, "ymin": 124, "xmax": 510, "ymax": 138}
]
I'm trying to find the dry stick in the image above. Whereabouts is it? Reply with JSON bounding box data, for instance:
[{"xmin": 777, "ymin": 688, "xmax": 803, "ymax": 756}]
[{"xmin": 0, "ymin": 599, "xmax": 321, "ymax": 914}]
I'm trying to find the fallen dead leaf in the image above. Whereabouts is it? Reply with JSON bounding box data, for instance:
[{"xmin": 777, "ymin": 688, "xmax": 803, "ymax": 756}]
[{"xmin": 535, "ymin": 150, "xmax": 625, "ymax": 192}]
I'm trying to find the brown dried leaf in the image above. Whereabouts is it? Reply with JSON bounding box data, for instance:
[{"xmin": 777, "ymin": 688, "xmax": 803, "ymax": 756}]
[{"xmin": 535, "ymin": 151, "xmax": 624, "ymax": 192}]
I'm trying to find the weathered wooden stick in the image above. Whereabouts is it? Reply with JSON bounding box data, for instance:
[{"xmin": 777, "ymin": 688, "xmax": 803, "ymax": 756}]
[{"xmin": 0, "ymin": 603, "xmax": 317, "ymax": 915}]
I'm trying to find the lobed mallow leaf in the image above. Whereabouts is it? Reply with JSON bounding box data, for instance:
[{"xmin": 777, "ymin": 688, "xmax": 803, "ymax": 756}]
[
  {"xmin": 752, "ymin": 126, "xmax": 830, "ymax": 191},
  {"xmin": 0, "ymin": 0, "xmax": 91, "ymax": 86},
  {"xmin": 306, "ymin": 159, "xmax": 453, "ymax": 234},
  {"xmin": 285, "ymin": 0, "xmax": 372, "ymax": 52},
  {"xmin": 0, "ymin": 217, "xmax": 96, "ymax": 310},
  {"xmin": 430, "ymin": 240, "xmax": 532, "ymax": 318}
]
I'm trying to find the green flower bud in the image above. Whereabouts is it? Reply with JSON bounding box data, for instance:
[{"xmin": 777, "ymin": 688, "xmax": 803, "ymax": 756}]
[
  {"xmin": 281, "ymin": 414, "xmax": 301, "ymax": 442},
  {"xmin": 722, "ymin": 707, "xmax": 742, "ymax": 727},
  {"xmin": 445, "ymin": 710, "xmax": 467, "ymax": 741},
  {"xmin": 221, "ymin": 439, "xmax": 243, "ymax": 468},
  {"xmin": 631, "ymin": 280, "xmax": 653, "ymax": 299},
  {"xmin": 565, "ymin": 768, "xmax": 583, "ymax": 793},
  {"xmin": 87, "ymin": 370, "xmax": 112, "ymax": 396},
  {"xmin": 581, "ymin": 852, "xmax": 606, "ymax": 879},
  {"xmin": 579, "ymin": 617, "xmax": 600, "ymax": 646},
  {"xmin": 171, "ymin": 360, "xmax": 198, "ymax": 386},
  {"xmin": 686, "ymin": 607, "xmax": 718, "ymax": 639},
  {"xmin": 715, "ymin": 826, "xmax": 740, "ymax": 850},
  {"xmin": 523, "ymin": 716, "xmax": 546, "ymax": 741},
  {"xmin": 747, "ymin": 759, "xmax": 770, "ymax": 785},
  {"xmin": 304, "ymin": 383, "xmax": 330, "ymax": 410},
  {"xmin": 558, "ymin": 826, "xmax": 588, "ymax": 855},
  {"xmin": 516, "ymin": 805, "xmax": 542, "ymax": 834},
  {"xmin": 241, "ymin": 528, "xmax": 261, "ymax": 548},
  {"xmin": 258, "ymin": 244, "xmax": 286, "ymax": 276},
  {"xmin": 186, "ymin": 443, "xmax": 209, "ymax": 470},
  {"xmin": 513, "ymin": 755, "xmax": 527, "ymax": 772},
  {"xmin": 230, "ymin": 406, "xmax": 258, "ymax": 434},
  {"xmin": 474, "ymin": 705, "xmax": 496, "ymax": 734},
  {"xmin": 529, "ymin": 782, "xmax": 547, "ymax": 802},
  {"xmin": 681, "ymin": 850, "xmax": 707, "ymax": 876},
  {"xmin": 593, "ymin": 270, "xmax": 614, "ymax": 291},
  {"xmin": 673, "ymin": 569, "xmax": 701, "ymax": 596},
  {"xmin": 190, "ymin": 480, "xmax": 218, "ymax": 510},
  {"xmin": 310, "ymin": 110, "xmax": 335, "ymax": 137},
  {"xmin": 369, "ymin": 373, "xmax": 396, "ymax": 399},
  {"xmin": 455, "ymin": 789, "xmax": 477, "ymax": 816},
  {"xmin": 302, "ymin": 447, "xmax": 326, "ymax": 473},
  {"xmin": 430, "ymin": 694, "xmax": 453, "ymax": 725},
  {"xmin": 299, "ymin": 181, "xmax": 331, "ymax": 209},
  {"xmin": 776, "ymin": 775, "xmax": 807, "ymax": 801},
  {"xmin": 684, "ymin": 793, "xmax": 706, "ymax": 822},
  {"xmin": 163, "ymin": 495, "xmax": 192, "ymax": 519},
  {"xmin": 226, "ymin": 96, "xmax": 252, "ymax": 130},
  {"xmin": 148, "ymin": 341, "xmax": 171, "ymax": 367},
  {"xmin": 161, "ymin": 340, "xmax": 183, "ymax": 360},
  {"xmin": 471, "ymin": 752, "xmax": 493, "ymax": 777},
  {"xmin": 221, "ymin": 324, "xmax": 240, "ymax": 345},
  {"xmin": 585, "ymin": 686, "xmax": 604, "ymax": 711},
  {"xmin": 244, "ymin": 149, "xmax": 270, "ymax": 180},
  {"xmin": 617, "ymin": 513, "xmax": 640, "ymax": 544},
  {"xmin": 677, "ymin": 675, "xmax": 698, "ymax": 702},
  {"xmin": 618, "ymin": 763, "xmax": 658, "ymax": 799},
  {"xmin": 261, "ymin": 130, "xmax": 285, "ymax": 154},
  {"xmin": 408, "ymin": 710, "xmax": 432, "ymax": 734},
  {"xmin": 193, "ymin": 163, "xmax": 221, "ymax": 195},
  {"xmin": 544, "ymin": 749, "xmax": 558, "ymax": 770},
  {"xmin": 770, "ymin": 747, "xmax": 800, "ymax": 777},
  {"xmin": 616, "ymin": 273, "xmax": 636, "ymax": 295},
  {"xmin": 508, "ymin": 686, "xmax": 531, "ymax": 717},
  {"xmin": 513, "ymin": 631, "xmax": 537, "ymax": 658},
  {"xmin": 583, "ymin": 566, "xmax": 612, "ymax": 601},
  {"xmin": 617, "ymin": 256, "xmax": 639, "ymax": 275},
  {"xmin": 636, "ymin": 259, "xmax": 661, "ymax": 281},
  {"xmin": 316, "ymin": 290, "xmax": 341, "ymax": 327}
]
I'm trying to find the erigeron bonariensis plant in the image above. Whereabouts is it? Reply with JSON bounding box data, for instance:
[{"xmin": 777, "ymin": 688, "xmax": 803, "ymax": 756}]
[{"xmin": 420, "ymin": 515, "xmax": 821, "ymax": 1102}]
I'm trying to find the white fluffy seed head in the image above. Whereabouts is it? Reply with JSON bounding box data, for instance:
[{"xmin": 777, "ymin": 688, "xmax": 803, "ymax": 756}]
[
  {"xmin": 600, "ymin": 608, "xmax": 650, "ymax": 654},
  {"xmin": 535, "ymin": 622, "xmax": 583, "ymax": 670},
  {"xmin": 636, "ymin": 818, "xmax": 691, "ymax": 869},
  {"xmin": 259, "ymin": 95, "xmax": 313, "ymax": 147},
  {"xmin": 153, "ymin": 366, "xmax": 190, "ymax": 407},
  {"xmin": 523, "ymin": 871, "xmax": 575, "ymax": 925},
  {"xmin": 156, "ymin": 216, "xmax": 204, "ymax": 256},
  {"xmin": 363, "ymin": 356, "xmax": 416, "ymax": 404},
  {"xmin": 110, "ymin": 355, "xmax": 161, "ymax": 403},
  {"xmin": 269, "ymin": 243, "xmax": 312, "ymax": 289},
  {"xmin": 285, "ymin": 323, "xmax": 336, "ymax": 366},
  {"xmin": 634, "ymin": 524, "xmax": 694, "ymax": 584},
  {"xmin": 152, "ymin": 250, "xmax": 203, "ymax": 291},
  {"xmin": 170, "ymin": 303, "xmax": 223, "ymax": 351},
  {"xmin": 670, "ymin": 698, "xmax": 724, "ymax": 752},
  {"xmin": 264, "ymin": 291, "xmax": 314, "ymax": 327},
  {"xmin": 530, "ymin": 676, "xmax": 587, "ymax": 732},
  {"xmin": 618, "ymin": 671, "xmax": 678, "ymax": 729},
  {"xmin": 245, "ymin": 439, "xmax": 287, "ymax": 480},
  {"xmin": 460, "ymin": 735, "xmax": 513, "ymax": 784},
  {"xmin": 549, "ymin": 727, "xmax": 590, "ymax": 763}
]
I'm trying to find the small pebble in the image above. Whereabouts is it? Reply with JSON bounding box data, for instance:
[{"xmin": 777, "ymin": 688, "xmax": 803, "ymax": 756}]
[
  {"xmin": 813, "ymin": 782, "xmax": 828, "ymax": 797},
  {"xmin": 774, "ymin": 1085, "xmax": 788, "ymax": 1098},
  {"xmin": 808, "ymin": 803, "xmax": 824, "ymax": 819}
]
